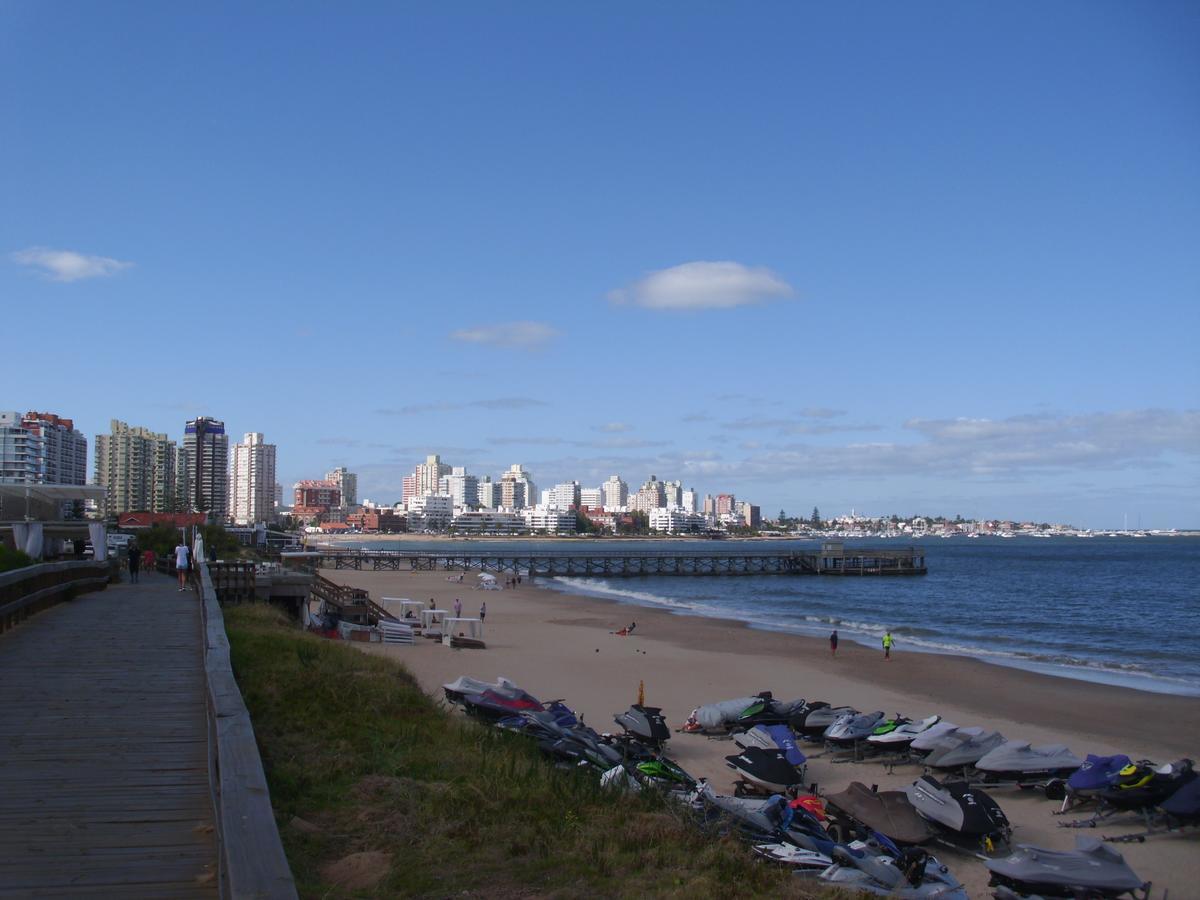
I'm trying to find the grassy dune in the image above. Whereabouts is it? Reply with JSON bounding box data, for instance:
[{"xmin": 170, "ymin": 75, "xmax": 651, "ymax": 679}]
[{"xmin": 224, "ymin": 605, "xmax": 827, "ymax": 898}]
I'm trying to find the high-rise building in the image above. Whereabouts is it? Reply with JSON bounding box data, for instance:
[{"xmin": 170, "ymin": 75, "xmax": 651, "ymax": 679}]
[
  {"xmin": 94, "ymin": 420, "xmax": 177, "ymax": 516},
  {"xmin": 580, "ymin": 487, "xmax": 603, "ymax": 510},
  {"xmin": 183, "ymin": 417, "xmax": 229, "ymax": 520},
  {"xmin": 414, "ymin": 454, "xmax": 451, "ymax": 498},
  {"xmin": 549, "ymin": 481, "xmax": 581, "ymax": 510},
  {"xmin": 716, "ymin": 493, "xmax": 736, "ymax": 517},
  {"xmin": 631, "ymin": 475, "xmax": 667, "ymax": 513},
  {"xmin": 1, "ymin": 411, "xmax": 87, "ymax": 487},
  {"xmin": 499, "ymin": 464, "xmax": 535, "ymax": 510},
  {"xmin": 663, "ymin": 479, "xmax": 683, "ymax": 508},
  {"xmin": 401, "ymin": 474, "xmax": 417, "ymax": 505},
  {"xmin": 601, "ymin": 474, "xmax": 628, "ymax": 510},
  {"xmin": 478, "ymin": 476, "xmax": 496, "ymax": 509},
  {"xmin": 326, "ymin": 466, "xmax": 357, "ymax": 508},
  {"xmin": 681, "ymin": 488, "xmax": 698, "ymax": 513},
  {"xmin": 446, "ymin": 466, "xmax": 479, "ymax": 509},
  {"xmin": 230, "ymin": 433, "xmax": 277, "ymax": 525},
  {"xmin": 702, "ymin": 494, "xmax": 716, "ymax": 517}
]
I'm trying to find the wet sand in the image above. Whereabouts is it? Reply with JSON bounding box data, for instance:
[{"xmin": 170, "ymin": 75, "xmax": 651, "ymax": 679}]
[{"xmin": 327, "ymin": 568, "xmax": 1200, "ymax": 897}]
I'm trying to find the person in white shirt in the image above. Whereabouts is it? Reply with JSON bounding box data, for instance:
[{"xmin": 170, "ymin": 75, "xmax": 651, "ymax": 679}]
[{"xmin": 175, "ymin": 542, "xmax": 190, "ymax": 591}]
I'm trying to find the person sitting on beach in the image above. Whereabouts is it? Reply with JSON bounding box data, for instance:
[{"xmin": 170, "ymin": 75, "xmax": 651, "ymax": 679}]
[{"xmin": 404, "ymin": 610, "xmax": 415, "ymax": 619}]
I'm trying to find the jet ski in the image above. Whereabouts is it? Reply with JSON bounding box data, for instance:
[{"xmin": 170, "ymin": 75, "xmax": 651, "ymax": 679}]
[
  {"xmin": 985, "ymin": 836, "xmax": 1150, "ymax": 899},
  {"xmin": 613, "ymin": 704, "xmax": 670, "ymax": 749},
  {"xmin": 824, "ymin": 781, "xmax": 935, "ymax": 847},
  {"xmin": 750, "ymin": 842, "xmax": 833, "ymax": 870},
  {"xmin": 793, "ymin": 703, "xmax": 856, "ymax": 739},
  {"xmin": 496, "ymin": 701, "xmax": 578, "ymax": 735},
  {"xmin": 443, "ymin": 674, "xmax": 524, "ymax": 705},
  {"xmin": 824, "ymin": 710, "xmax": 886, "ymax": 747},
  {"xmin": 458, "ymin": 686, "xmax": 545, "ymax": 721},
  {"xmin": 725, "ymin": 746, "xmax": 806, "ymax": 795},
  {"xmin": 867, "ymin": 715, "xmax": 942, "ymax": 751},
  {"xmin": 682, "ymin": 695, "xmax": 762, "ymax": 734},
  {"xmin": 1067, "ymin": 758, "xmax": 1196, "ymax": 829},
  {"xmin": 908, "ymin": 721, "xmax": 968, "ymax": 756},
  {"xmin": 734, "ymin": 692, "xmax": 808, "ymax": 728},
  {"xmin": 819, "ymin": 843, "xmax": 968, "ymax": 899},
  {"xmin": 733, "ymin": 724, "xmax": 806, "ymax": 768},
  {"xmin": 1052, "ymin": 753, "xmax": 1132, "ymax": 814},
  {"xmin": 924, "ymin": 729, "xmax": 1006, "ymax": 772},
  {"xmin": 905, "ymin": 775, "xmax": 1011, "ymax": 855},
  {"xmin": 1104, "ymin": 767, "xmax": 1200, "ymax": 843},
  {"xmin": 693, "ymin": 782, "xmax": 833, "ymax": 852},
  {"xmin": 973, "ymin": 742, "xmax": 1083, "ymax": 785}
]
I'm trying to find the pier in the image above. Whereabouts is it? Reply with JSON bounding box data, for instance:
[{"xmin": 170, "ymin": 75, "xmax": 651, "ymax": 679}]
[{"xmin": 300, "ymin": 542, "xmax": 927, "ymax": 577}]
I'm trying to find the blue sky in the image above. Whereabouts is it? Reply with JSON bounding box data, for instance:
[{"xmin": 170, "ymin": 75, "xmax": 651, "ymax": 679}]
[{"xmin": 3, "ymin": 2, "xmax": 1198, "ymax": 528}]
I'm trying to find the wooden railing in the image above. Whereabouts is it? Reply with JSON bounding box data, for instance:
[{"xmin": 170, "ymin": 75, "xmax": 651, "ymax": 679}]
[
  {"xmin": 0, "ymin": 560, "xmax": 114, "ymax": 635},
  {"xmin": 196, "ymin": 558, "xmax": 297, "ymax": 898},
  {"xmin": 309, "ymin": 573, "xmax": 396, "ymax": 624},
  {"xmin": 209, "ymin": 561, "xmax": 256, "ymax": 603}
]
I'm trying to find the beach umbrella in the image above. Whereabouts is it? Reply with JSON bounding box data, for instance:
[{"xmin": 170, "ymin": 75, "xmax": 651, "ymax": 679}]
[{"xmin": 478, "ymin": 572, "xmax": 496, "ymax": 581}]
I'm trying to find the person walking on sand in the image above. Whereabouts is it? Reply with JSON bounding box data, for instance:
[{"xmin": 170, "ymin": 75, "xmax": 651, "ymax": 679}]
[
  {"xmin": 480, "ymin": 601, "xmax": 486, "ymax": 624},
  {"xmin": 454, "ymin": 598, "xmax": 462, "ymax": 618},
  {"xmin": 882, "ymin": 630, "xmax": 894, "ymax": 660},
  {"xmin": 829, "ymin": 629, "xmax": 839, "ymax": 657},
  {"xmin": 174, "ymin": 540, "xmax": 190, "ymax": 591}
]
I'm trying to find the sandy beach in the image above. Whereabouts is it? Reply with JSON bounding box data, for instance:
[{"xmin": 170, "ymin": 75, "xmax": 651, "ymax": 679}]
[{"xmin": 326, "ymin": 568, "xmax": 1200, "ymax": 897}]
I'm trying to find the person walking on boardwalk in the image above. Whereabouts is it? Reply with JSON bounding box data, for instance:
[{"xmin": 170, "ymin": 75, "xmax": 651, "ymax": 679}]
[
  {"xmin": 882, "ymin": 630, "xmax": 894, "ymax": 660},
  {"xmin": 829, "ymin": 629, "xmax": 839, "ymax": 657},
  {"xmin": 127, "ymin": 541, "xmax": 141, "ymax": 583},
  {"xmin": 174, "ymin": 540, "xmax": 190, "ymax": 591}
]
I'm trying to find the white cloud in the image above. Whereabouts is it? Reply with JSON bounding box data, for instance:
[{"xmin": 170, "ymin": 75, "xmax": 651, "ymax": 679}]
[
  {"xmin": 11, "ymin": 247, "xmax": 133, "ymax": 282},
  {"xmin": 449, "ymin": 320, "xmax": 559, "ymax": 349},
  {"xmin": 608, "ymin": 261, "xmax": 794, "ymax": 310},
  {"xmin": 595, "ymin": 422, "xmax": 631, "ymax": 433}
]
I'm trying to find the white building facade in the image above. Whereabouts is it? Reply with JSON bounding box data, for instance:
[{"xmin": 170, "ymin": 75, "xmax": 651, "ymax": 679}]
[{"xmin": 231, "ymin": 432, "xmax": 277, "ymax": 525}]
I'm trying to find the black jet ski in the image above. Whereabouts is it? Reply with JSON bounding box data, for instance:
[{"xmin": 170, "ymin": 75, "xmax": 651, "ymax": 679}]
[
  {"xmin": 824, "ymin": 781, "xmax": 935, "ymax": 847},
  {"xmin": 1064, "ymin": 758, "xmax": 1196, "ymax": 830},
  {"xmin": 905, "ymin": 775, "xmax": 1011, "ymax": 855},
  {"xmin": 985, "ymin": 836, "xmax": 1150, "ymax": 899},
  {"xmin": 613, "ymin": 704, "xmax": 670, "ymax": 749},
  {"xmin": 725, "ymin": 746, "xmax": 805, "ymax": 796},
  {"xmin": 735, "ymin": 692, "xmax": 809, "ymax": 728}
]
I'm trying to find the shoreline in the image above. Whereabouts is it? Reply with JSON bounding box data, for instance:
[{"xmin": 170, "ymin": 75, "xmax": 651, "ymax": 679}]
[
  {"xmin": 324, "ymin": 566, "xmax": 1199, "ymax": 898},
  {"xmin": 537, "ymin": 576, "xmax": 1200, "ymax": 698}
]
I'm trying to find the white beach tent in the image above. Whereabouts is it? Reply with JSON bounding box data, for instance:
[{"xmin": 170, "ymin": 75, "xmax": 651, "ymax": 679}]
[
  {"xmin": 442, "ymin": 617, "xmax": 484, "ymax": 647},
  {"xmin": 477, "ymin": 572, "xmax": 496, "ymax": 581}
]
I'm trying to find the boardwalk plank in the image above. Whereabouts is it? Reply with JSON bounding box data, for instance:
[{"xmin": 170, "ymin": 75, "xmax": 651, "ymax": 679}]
[{"xmin": 0, "ymin": 577, "xmax": 218, "ymax": 896}]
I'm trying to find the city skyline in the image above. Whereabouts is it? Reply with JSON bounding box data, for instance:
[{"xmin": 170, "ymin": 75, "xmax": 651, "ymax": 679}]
[{"xmin": 3, "ymin": 5, "xmax": 1197, "ymax": 529}]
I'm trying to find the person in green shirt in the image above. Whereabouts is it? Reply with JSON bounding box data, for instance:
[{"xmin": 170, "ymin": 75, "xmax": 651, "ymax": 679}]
[{"xmin": 882, "ymin": 630, "xmax": 894, "ymax": 660}]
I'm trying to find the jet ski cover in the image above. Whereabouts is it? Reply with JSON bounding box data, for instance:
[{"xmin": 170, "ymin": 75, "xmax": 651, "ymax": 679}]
[
  {"xmin": 985, "ymin": 836, "xmax": 1145, "ymax": 893},
  {"xmin": 694, "ymin": 697, "xmax": 760, "ymax": 731},
  {"xmin": 1161, "ymin": 777, "xmax": 1200, "ymax": 820},
  {"xmin": 826, "ymin": 782, "xmax": 935, "ymax": 846},
  {"xmin": 1068, "ymin": 754, "xmax": 1131, "ymax": 794},
  {"xmin": 976, "ymin": 742, "xmax": 1082, "ymax": 774},
  {"xmin": 925, "ymin": 730, "xmax": 1006, "ymax": 769}
]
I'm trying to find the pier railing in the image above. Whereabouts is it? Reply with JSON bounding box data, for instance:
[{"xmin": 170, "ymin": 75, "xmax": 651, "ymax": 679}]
[{"xmin": 297, "ymin": 546, "xmax": 926, "ymax": 577}]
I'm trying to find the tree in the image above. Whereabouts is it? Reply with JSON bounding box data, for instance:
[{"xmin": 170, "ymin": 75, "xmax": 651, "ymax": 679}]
[
  {"xmin": 810, "ymin": 507, "xmax": 821, "ymax": 527},
  {"xmin": 574, "ymin": 510, "xmax": 600, "ymax": 534},
  {"xmin": 779, "ymin": 509, "xmax": 787, "ymax": 523}
]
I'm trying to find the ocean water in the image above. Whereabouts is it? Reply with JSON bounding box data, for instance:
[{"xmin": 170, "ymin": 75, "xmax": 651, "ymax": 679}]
[{"xmin": 352, "ymin": 536, "xmax": 1200, "ymax": 696}]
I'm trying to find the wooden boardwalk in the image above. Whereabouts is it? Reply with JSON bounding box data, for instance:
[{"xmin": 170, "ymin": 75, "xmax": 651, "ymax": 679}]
[{"xmin": 0, "ymin": 573, "xmax": 218, "ymax": 897}]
